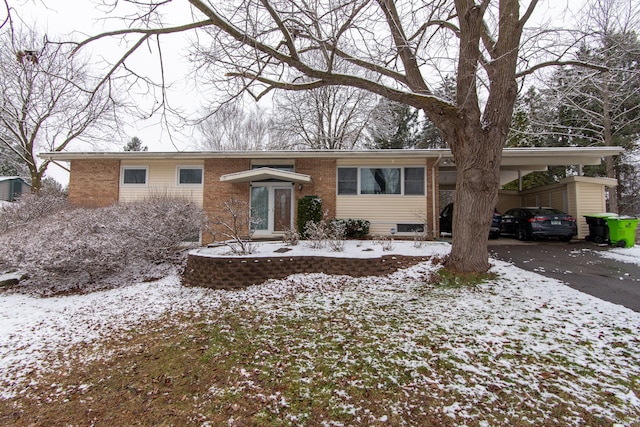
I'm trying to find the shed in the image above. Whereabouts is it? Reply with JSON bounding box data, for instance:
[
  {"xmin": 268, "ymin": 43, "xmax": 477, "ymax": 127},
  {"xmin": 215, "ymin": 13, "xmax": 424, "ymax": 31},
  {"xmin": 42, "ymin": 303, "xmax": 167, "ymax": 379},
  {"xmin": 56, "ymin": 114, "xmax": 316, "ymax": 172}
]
[{"xmin": 0, "ymin": 176, "xmax": 31, "ymax": 202}]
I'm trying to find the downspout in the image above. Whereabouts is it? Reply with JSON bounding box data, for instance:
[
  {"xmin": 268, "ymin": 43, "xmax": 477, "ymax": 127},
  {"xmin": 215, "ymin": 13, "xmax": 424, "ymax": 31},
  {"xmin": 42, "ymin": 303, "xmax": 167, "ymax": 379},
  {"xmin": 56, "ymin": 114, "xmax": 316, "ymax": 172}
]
[{"xmin": 431, "ymin": 155, "xmax": 442, "ymax": 238}]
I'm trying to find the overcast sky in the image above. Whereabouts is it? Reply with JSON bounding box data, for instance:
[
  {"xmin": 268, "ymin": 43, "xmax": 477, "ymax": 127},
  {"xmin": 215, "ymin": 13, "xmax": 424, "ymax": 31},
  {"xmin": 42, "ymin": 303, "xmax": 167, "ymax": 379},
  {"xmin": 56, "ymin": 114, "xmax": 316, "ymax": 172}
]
[{"xmin": 11, "ymin": 0, "xmax": 589, "ymax": 183}]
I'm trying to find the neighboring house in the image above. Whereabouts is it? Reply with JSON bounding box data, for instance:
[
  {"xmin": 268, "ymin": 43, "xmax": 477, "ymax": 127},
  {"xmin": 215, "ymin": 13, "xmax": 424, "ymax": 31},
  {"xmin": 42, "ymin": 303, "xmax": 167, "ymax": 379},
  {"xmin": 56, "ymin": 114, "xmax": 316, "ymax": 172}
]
[
  {"xmin": 40, "ymin": 148, "xmax": 622, "ymax": 242},
  {"xmin": 0, "ymin": 176, "xmax": 30, "ymax": 202}
]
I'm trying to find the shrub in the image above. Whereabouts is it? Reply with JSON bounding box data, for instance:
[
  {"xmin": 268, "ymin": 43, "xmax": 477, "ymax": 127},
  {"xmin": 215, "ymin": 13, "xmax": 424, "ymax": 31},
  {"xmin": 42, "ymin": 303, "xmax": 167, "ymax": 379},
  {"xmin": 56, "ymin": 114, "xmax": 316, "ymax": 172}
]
[
  {"xmin": 304, "ymin": 219, "xmax": 329, "ymax": 249},
  {"xmin": 207, "ymin": 198, "xmax": 260, "ymax": 254},
  {"xmin": 0, "ymin": 195, "xmax": 207, "ymax": 296},
  {"xmin": 0, "ymin": 192, "xmax": 68, "ymax": 232},
  {"xmin": 297, "ymin": 196, "xmax": 322, "ymax": 239},
  {"xmin": 282, "ymin": 226, "xmax": 299, "ymax": 246},
  {"xmin": 374, "ymin": 235, "xmax": 396, "ymax": 252},
  {"xmin": 330, "ymin": 218, "xmax": 370, "ymax": 239},
  {"xmin": 327, "ymin": 220, "xmax": 346, "ymax": 252}
]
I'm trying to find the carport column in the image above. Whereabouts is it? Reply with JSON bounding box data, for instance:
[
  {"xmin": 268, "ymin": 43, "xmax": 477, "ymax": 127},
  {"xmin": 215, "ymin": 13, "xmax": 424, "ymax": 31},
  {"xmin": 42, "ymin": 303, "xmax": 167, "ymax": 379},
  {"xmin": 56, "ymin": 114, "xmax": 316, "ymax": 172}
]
[{"xmin": 518, "ymin": 170, "xmax": 523, "ymax": 192}]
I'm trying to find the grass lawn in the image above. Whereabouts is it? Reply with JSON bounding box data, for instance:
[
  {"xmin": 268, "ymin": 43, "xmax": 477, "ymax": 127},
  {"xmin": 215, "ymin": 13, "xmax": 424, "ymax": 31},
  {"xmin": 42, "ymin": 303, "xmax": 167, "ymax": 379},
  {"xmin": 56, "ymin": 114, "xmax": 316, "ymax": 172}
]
[{"xmin": 1, "ymin": 243, "xmax": 639, "ymax": 426}]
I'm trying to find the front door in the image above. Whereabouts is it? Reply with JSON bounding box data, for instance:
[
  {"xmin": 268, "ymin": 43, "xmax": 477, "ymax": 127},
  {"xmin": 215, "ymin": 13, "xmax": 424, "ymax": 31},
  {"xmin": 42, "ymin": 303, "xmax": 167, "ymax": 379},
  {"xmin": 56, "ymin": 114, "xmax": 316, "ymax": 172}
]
[
  {"xmin": 274, "ymin": 188, "xmax": 292, "ymax": 232},
  {"xmin": 250, "ymin": 184, "xmax": 293, "ymax": 235}
]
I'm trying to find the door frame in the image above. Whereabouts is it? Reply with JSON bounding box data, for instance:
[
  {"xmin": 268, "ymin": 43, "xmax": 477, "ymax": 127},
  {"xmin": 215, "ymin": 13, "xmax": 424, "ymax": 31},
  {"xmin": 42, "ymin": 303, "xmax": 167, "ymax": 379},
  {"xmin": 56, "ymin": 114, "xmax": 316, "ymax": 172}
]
[{"xmin": 250, "ymin": 182, "xmax": 294, "ymax": 236}]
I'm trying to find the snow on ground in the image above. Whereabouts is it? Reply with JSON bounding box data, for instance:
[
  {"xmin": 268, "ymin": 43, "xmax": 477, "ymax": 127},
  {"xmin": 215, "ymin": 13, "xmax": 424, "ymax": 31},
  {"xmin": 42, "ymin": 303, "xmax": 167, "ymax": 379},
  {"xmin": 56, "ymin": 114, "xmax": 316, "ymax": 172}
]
[
  {"xmin": 595, "ymin": 245, "xmax": 640, "ymax": 266},
  {"xmin": 193, "ymin": 238, "xmax": 449, "ymax": 258},
  {"xmin": 1, "ymin": 240, "xmax": 639, "ymax": 423}
]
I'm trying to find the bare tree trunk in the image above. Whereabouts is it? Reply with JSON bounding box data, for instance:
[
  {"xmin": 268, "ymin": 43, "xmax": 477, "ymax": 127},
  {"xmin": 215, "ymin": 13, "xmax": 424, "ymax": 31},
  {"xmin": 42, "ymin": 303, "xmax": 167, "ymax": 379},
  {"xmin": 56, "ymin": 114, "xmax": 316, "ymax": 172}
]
[
  {"xmin": 29, "ymin": 167, "xmax": 42, "ymax": 194},
  {"xmin": 445, "ymin": 127, "xmax": 503, "ymax": 273}
]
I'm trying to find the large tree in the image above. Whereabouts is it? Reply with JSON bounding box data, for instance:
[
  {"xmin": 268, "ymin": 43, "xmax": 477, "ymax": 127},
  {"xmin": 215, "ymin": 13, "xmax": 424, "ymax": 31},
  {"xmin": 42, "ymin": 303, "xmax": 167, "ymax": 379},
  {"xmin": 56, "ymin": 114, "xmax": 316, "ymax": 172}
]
[
  {"xmin": 368, "ymin": 99, "xmax": 422, "ymax": 149},
  {"xmin": 549, "ymin": 4, "xmax": 640, "ymax": 211},
  {"xmin": 0, "ymin": 27, "xmax": 119, "ymax": 192},
  {"xmin": 272, "ymin": 85, "xmax": 374, "ymax": 150},
  {"xmin": 514, "ymin": 0, "xmax": 640, "ymax": 211},
  {"xmin": 78, "ymin": 0, "xmax": 597, "ymax": 272},
  {"xmin": 195, "ymin": 101, "xmax": 272, "ymax": 151}
]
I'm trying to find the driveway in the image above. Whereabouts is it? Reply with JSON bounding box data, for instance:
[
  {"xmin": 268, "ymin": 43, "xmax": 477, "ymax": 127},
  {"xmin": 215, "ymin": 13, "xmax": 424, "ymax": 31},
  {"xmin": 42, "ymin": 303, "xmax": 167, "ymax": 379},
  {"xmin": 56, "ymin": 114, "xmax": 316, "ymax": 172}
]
[{"xmin": 489, "ymin": 239, "xmax": 640, "ymax": 313}]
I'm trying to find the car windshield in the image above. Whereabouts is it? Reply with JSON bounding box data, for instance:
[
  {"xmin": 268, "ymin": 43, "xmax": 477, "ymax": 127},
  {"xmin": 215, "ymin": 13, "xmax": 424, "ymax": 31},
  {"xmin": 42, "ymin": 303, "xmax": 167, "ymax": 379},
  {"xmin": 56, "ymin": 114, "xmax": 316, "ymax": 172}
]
[{"xmin": 527, "ymin": 208, "xmax": 565, "ymax": 215}]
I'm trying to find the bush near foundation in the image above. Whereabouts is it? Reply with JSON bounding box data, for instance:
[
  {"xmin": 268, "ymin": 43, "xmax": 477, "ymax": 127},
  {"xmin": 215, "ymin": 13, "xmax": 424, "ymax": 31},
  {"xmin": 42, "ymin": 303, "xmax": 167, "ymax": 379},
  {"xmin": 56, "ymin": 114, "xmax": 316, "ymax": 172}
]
[
  {"xmin": 297, "ymin": 196, "xmax": 322, "ymax": 239},
  {"xmin": 0, "ymin": 195, "xmax": 206, "ymax": 296},
  {"xmin": 331, "ymin": 218, "xmax": 370, "ymax": 239}
]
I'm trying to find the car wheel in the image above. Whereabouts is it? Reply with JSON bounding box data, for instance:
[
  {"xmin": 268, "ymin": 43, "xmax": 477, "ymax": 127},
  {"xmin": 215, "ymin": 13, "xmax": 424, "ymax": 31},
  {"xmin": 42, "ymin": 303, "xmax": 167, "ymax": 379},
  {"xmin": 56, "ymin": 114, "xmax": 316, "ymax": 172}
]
[{"xmin": 516, "ymin": 226, "xmax": 528, "ymax": 241}]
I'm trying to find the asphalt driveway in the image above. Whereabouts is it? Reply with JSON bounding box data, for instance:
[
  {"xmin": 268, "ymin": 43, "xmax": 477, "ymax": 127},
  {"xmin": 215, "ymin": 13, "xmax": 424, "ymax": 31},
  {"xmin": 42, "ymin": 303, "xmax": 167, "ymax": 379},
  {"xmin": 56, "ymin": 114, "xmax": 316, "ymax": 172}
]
[{"xmin": 489, "ymin": 239, "xmax": 640, "ymax": 313}]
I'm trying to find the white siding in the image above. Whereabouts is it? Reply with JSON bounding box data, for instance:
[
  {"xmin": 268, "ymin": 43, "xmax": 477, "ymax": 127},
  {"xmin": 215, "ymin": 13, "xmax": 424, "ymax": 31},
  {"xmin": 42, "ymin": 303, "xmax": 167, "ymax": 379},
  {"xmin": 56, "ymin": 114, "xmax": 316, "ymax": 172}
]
[
  {"xmin": 335, "ymin": 157, "xmax": 429, "ymax": 235},
  {"xmin": 573, "ymin": 182, "xmax": 607, "ymax": 239},
  {"xmin": 497, "ymin": 191, "xmax": 521, "ymax": 213},
  {"xmin": 119, "ymin": 160, "xmax": 204, "ymax": 206},
  {"xmin": 336, "ymin": 196, "xmax": 428, "ymax": 235}
]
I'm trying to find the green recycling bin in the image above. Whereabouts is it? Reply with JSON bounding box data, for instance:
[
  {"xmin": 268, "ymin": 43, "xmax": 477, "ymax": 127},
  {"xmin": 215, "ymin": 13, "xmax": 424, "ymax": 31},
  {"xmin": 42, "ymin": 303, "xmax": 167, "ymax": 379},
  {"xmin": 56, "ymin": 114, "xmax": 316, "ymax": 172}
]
[{"xmin": 605, "ymin": 216, "xmax": 639, "ymax": 248}]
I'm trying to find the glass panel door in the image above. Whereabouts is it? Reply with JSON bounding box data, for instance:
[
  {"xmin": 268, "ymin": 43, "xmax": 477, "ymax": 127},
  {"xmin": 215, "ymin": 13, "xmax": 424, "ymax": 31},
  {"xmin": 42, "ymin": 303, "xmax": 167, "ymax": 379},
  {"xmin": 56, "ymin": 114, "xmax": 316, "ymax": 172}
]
[
  {"xmin": 250, "ymin": 186, "xmax": 269, "ymax": 231},
  {"xmin": 274, "ymin": 188, "xmax": 292, "ymax": 232}
]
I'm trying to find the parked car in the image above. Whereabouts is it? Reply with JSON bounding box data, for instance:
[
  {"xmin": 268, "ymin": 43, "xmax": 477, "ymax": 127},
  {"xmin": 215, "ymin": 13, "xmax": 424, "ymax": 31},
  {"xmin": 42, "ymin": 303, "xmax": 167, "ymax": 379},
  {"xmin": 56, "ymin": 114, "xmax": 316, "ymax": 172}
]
[
  {"xmin": 500, "ymin": 207, "xmax": 577, "ymax": 241},
  {"xmin": 439, "ymin": 203, "xmax": 502, "ymax": 239}
]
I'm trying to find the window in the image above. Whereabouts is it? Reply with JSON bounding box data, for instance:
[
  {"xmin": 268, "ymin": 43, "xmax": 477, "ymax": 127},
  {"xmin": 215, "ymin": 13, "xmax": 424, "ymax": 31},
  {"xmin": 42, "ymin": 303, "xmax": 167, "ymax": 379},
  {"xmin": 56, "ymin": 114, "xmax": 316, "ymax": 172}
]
[
  {"xmin": 252, "ymin": 164, "xmax": 294, "ymax": 172},
  {"xmin": 337, "ymin": 168, "xmax": 358, "ymax": 195},
  {"xmin": 122, "ymin": 167, "xmax": 147, "ymax": 185},
  {"xmin": 338, "ymin": 167, "xmax": 425, "ymax": 196},
  {"xmin": 178, "ymin": 167, "xmax": 203, "ymax": 185},
  {"xmin": 397, "ymin": 223, "xmax": 425, "ymax": 233},
  {"xmin": 404, "ymin": 167, "xmax": 425, "ymax": 195},
  {"xmin": 361, "ymin": 168, "xmax": 401, "ymax": 194}
]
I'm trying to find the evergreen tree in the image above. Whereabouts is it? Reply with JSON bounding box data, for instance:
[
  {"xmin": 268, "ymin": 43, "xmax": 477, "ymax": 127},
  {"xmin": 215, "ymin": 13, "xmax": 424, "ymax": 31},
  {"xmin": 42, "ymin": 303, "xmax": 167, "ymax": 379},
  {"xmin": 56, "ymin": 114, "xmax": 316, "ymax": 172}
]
[{"xmin": 123, "ymin": 136, "xmax": 148, "ymax": 152}]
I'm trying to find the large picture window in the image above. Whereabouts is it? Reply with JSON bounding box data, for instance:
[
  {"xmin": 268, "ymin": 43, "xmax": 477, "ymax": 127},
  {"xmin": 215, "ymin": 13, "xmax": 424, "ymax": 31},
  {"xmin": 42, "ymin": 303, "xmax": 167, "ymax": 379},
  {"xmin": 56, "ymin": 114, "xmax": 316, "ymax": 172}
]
[
  {"xmin": 122, "ymin": 167, "xmax": 147, "ymax": 185},
  {"xmin": 361, "ymin": 168, "xmax": 401, "ymax": 194},
  {"xmin": 337, "ymin": 167, "xmax": 425, "ymax": 196}
]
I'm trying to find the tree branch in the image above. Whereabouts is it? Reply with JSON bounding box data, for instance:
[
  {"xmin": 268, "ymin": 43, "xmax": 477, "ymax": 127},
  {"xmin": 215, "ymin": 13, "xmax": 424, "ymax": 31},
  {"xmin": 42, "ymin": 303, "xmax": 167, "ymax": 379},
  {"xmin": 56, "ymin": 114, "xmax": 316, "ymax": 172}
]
[
  {"xmin": 519, "ymin": 0, "xmax": 539, "ymax": 29},
  {"xmin": 517, "ymin": 60, "xmax": 609, "ymax": 78},
  {"xmin": 71, "ymin": 20, "xmax": 214, "ymax": 55},
  {"xmin": 376, "ymin": 0, "xmax": 431, "ymax": 94},
  {"xmin": 260, "ymin": 0, "xmax": 299, "ymax": 61}
]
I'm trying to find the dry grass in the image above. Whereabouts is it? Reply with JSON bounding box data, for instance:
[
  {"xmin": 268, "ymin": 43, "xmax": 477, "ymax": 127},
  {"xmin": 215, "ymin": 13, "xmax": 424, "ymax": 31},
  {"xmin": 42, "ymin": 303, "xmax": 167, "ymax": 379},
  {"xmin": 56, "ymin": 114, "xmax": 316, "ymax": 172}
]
[{"xmin": 1, "ymin": 295, "xmax": 637, "ymax": 427}]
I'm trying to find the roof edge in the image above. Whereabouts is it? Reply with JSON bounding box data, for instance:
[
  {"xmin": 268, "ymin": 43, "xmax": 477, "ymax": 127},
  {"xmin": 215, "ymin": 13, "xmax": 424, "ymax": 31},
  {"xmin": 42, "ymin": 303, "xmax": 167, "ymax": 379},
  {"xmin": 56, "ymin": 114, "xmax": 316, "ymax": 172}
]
[{"xmin": 38, "ymin": 146, "xmax": 624, "ymax": 162}]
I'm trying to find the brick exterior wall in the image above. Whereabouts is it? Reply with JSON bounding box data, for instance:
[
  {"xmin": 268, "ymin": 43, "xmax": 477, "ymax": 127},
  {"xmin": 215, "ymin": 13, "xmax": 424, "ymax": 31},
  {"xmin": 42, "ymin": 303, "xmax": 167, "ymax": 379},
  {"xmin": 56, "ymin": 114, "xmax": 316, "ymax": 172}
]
[
  {"xmin": 202, "ymin": 158, "xmax": 252, "ymax": 245},
  {"xmin": 182, "ymin": 253, "xmax": 430, "ymax": 289},
  {"xmin": 68, "ymin": 159, "xmax": 120, "ymax": 207},
  {"xmin": 296, "ymin": 158, "xmax": 337, "ymax": 219}
]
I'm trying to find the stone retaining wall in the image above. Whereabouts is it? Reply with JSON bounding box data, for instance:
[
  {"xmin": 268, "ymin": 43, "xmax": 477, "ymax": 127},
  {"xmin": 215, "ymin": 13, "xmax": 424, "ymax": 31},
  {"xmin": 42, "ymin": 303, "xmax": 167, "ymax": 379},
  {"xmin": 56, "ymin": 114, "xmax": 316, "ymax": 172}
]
[{"xmin": 182, "ymin": 253, "xmax": 431, "ymax": 289}]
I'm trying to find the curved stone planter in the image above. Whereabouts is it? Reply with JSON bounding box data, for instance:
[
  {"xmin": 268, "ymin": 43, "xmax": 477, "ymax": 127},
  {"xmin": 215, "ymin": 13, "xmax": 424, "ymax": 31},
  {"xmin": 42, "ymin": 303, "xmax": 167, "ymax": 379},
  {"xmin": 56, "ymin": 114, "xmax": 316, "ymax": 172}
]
[{"xmin": 181, "ymin": 252, "xmax": 430, "ymax": 290}]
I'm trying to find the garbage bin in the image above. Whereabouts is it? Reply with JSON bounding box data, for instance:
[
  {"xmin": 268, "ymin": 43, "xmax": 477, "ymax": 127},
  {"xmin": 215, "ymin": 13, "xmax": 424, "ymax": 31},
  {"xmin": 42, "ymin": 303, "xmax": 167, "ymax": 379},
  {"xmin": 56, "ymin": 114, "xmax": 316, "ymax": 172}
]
[
  {"xmin": 584, "ymin": 213, "xmax": 617, "ymax": 244},
  {"xmin": 605, "ymin": 216, "xmax": 639, "ymax": 248}
]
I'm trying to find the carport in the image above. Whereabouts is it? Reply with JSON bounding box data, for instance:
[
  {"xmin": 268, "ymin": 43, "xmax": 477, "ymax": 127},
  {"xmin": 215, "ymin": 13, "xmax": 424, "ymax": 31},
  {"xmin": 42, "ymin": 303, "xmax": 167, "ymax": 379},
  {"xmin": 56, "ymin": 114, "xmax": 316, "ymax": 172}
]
[
  {"xmin": 497, "ymin": 176, "xmax": 618, "ymax": 239},
  {"xmin": 438, "ymin": 147, "xmax": 623, "ymax": 239}
]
